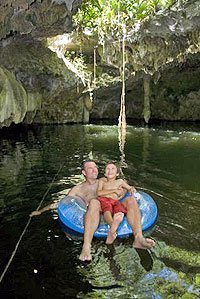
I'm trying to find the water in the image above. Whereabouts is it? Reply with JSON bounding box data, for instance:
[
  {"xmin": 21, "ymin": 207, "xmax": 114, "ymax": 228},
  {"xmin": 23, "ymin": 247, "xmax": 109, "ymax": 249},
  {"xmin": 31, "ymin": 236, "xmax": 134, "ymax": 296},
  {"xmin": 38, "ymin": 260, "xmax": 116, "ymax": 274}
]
[{"xmin": 0, "ymin": 123, "xmax": 200, "ymax": 298}]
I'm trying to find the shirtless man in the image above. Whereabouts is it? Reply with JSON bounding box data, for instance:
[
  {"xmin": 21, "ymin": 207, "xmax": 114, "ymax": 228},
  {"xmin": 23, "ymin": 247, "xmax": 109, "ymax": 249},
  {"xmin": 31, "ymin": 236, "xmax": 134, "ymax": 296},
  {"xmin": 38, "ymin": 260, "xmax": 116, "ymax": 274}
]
[
  {"xmin": 31, "ymin": 160, "xmax": 155, "ymax": 261},
  {"xmin": 78, "ymin": 160, "xmax": 155, "ymax": 261}
]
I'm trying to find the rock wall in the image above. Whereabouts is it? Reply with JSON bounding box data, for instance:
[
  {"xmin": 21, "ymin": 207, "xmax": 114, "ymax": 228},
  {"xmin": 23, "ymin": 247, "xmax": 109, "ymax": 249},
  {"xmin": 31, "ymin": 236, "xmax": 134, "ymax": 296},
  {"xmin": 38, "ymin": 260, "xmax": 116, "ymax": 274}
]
[
  {"xmin": 91, "ymin": 53, "xmax": 200, "ymax": 121},
  {"xmin": 0, "ymin": 0, "xmax": 79, "ymax": 39},
  {"xmin": 91, "ymin": 0, "xmax": 200, "ymax": 122},
  {"xmin": 0, "ymin": 0, "xmax": 84, "ymax": 128},
  {"xmin": 0, "ymin": 0, "xmax": 200, "ymax": 127}
]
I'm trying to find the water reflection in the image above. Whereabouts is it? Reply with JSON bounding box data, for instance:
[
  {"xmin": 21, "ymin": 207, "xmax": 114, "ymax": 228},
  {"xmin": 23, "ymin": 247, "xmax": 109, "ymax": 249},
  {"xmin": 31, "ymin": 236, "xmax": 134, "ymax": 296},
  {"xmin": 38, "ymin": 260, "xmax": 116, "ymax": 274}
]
[
  {"xmin": 77, "ymin": 241, "xmax": 200, "ymax": 298},
  {"xmin": 142, "ymin": 127, "xmax": 150, "ymax": 167},
  {"xmin": 118, "ymin": 125, "xmax": 127, "ymax": 170}
]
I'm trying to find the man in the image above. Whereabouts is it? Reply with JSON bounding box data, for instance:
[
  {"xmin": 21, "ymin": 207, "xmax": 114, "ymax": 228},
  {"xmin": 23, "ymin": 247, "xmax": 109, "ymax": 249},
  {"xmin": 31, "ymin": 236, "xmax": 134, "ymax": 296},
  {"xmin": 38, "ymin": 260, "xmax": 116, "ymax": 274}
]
[
  {"xmin": 31, "ymin": 160, "xmax": 155, "ymax": 261},
  {"xmin": 72, "ymin": 160, "xmax": 155, "ymax": 261}
]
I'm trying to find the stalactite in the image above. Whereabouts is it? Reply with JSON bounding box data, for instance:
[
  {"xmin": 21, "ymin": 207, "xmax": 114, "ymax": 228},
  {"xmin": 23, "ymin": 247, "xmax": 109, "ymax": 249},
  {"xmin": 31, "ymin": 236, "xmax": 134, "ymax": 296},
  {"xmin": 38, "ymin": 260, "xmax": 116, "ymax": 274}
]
[{"xmin": 143, "ymin": 73, "xmax": 151, "ymax": 124}]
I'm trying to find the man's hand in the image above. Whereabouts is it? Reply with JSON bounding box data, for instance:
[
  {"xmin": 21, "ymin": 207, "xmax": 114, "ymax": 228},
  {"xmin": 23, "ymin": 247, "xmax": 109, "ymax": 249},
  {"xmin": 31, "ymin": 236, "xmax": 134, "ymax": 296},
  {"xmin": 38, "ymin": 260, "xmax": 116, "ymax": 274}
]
[{"xmin": 30, "ymin": 210, "xmax": 41, "ymax": 217}]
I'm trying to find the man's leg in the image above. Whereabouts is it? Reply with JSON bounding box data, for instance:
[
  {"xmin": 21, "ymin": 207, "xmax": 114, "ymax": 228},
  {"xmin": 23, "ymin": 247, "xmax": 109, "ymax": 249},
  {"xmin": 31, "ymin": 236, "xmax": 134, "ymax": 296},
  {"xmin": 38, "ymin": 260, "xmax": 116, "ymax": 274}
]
[
  {"xmin": 123, "ymin": 197, "xmax": 155, "ymax": 249},
  {"xmin": 79, "ymin": 199, "xmax": 101, "ymax": 261},
  {"xmin": 103, "ymin": 211, "xmax": 113, "ymax": 226}
]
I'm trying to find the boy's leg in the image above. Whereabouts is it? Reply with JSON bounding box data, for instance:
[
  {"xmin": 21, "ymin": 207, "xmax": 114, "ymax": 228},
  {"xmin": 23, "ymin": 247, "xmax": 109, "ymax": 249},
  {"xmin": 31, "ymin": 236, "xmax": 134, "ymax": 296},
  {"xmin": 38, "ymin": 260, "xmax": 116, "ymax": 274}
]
[
  {"xmin": 106, "ymin": 212, "xmax": 124, "ymax": 244},
  {"xmin": 79, "ymin": 199, "xmax": 101, "ymax": 261},
  {"xmin": 123, "ymin": 197, "xmax": 155, "ymax": 249}
]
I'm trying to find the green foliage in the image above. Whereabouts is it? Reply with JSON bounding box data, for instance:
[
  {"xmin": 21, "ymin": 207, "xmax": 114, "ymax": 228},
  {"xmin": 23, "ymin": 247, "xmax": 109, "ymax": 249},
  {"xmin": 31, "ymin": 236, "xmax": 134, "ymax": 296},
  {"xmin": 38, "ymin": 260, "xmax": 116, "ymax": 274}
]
[
  {"xmin": 73, "ymin": 0, "xmax": 175, "ymax": 36},
  {"xmin": 64, "ymin": 51, "xmax": 92, "ymax": 86}
]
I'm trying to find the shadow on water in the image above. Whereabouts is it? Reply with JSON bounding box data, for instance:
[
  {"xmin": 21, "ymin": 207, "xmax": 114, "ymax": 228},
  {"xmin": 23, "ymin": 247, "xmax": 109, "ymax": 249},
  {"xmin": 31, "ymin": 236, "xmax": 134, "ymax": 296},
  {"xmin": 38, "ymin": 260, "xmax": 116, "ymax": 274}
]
[{"xmin": 0, "ymin": 123, "xmax": 200, "ymax": 298}]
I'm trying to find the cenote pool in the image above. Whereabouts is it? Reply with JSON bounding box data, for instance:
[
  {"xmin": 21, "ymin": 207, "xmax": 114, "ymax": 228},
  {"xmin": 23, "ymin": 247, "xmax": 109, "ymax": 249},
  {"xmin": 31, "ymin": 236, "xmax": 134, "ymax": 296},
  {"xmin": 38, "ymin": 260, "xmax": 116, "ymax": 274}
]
[{"xmin": 0, "ymin": 123, "xmax": 200, "ymax": 298}]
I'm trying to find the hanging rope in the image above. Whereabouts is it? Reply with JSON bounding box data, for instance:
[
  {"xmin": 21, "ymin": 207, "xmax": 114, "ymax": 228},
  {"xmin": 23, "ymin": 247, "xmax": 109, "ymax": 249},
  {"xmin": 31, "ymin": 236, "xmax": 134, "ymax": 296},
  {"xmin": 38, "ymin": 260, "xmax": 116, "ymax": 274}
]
[{"xmin": 0, "ymin": 162, "xmax": 65, "ymax": 283}]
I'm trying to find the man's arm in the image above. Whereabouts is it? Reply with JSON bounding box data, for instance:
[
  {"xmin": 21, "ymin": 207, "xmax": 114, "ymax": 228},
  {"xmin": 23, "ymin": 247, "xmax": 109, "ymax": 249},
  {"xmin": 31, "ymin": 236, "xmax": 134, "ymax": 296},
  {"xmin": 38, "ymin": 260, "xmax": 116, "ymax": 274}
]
[
  {"xmin": 67, "ymin": 184, "xmax": 81, "ymax": 196},
  {"xmin": 30, "ymin": 188, "xmax": 71, "ymax": 217},
  {"xmin": 67, "ymin": 183, "xmax": 90, "ymax": 206},
  {"xmin": 30, "ymin": 201, "xmax": 59, "ymax": 217}
]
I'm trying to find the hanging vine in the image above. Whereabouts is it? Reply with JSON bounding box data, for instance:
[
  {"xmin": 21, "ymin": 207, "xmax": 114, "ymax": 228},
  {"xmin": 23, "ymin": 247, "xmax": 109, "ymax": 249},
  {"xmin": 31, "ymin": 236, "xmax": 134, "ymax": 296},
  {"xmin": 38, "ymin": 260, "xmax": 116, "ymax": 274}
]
[
  {"xmin": 143, "ymin": 73, "xmax": 151, "ymax": 123},
  {"xmin": 72, "ymin": 0, "xmax": 176, "ymax": 123},
  {"xmin": 118, "ymin": 23, "xmax": 127, "ymax": 169},
  {"xmin": 93, "ymin": 45, "xmax": 97, "ymax": 88}
]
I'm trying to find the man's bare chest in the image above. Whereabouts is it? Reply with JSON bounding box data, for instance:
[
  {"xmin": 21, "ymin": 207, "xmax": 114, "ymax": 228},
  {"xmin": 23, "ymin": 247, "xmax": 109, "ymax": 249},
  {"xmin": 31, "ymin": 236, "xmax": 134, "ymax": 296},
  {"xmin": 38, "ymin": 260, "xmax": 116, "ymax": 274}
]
[{"xmin": 78, "ymin": 184, "xmax": 97, "ymax": 200}]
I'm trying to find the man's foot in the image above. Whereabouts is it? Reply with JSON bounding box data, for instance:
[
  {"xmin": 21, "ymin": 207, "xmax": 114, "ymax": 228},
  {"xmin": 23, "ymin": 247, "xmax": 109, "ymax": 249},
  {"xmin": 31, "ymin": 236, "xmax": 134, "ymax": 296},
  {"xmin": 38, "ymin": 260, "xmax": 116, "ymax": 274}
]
[
  {"xmin": 79, "ymin": 245, "xmax": 92, "ymax": 261},
  {"xmin": 133, "ymin": 235, "xmax": 155, "ymax": 249},
  {"xmin": 106, "ymin": 212, "xmax": 124, "ymax": 245}
]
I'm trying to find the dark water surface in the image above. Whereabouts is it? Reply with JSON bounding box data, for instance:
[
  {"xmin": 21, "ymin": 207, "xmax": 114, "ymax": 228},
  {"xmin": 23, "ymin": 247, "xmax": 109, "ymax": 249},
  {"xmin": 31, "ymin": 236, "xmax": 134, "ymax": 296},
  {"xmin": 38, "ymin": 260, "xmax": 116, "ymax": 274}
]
[{"xmin": 0, "ymin": 123, "xmax": 200, "ymax": 298}]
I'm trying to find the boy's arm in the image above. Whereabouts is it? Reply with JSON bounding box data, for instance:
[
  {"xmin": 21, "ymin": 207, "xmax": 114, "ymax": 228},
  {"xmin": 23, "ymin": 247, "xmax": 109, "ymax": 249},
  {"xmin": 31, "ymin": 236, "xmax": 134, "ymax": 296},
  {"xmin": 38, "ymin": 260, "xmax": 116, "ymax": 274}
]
[
  {"xmin": 120, "ymin": 179, "xmax": 136, "ymax": 193},
  {"xmin": 97, "ymin": 178, "xmax": 123, "ymax": 197}
]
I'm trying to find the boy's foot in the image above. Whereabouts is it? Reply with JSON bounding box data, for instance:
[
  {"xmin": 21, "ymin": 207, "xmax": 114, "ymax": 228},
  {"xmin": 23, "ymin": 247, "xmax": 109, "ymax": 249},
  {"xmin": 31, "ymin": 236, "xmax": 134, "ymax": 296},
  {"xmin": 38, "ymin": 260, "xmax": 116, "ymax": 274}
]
[
  {"xmin": 79, "ymin": 245, "xmax": 92, "ymax": 261},
  {"xmin": 106, "ymin": 230, "xmax": 117, "ymax": 244},
  {"xmin": 133, "ymin": 235, "xmax": 155, "ymax": 249}
]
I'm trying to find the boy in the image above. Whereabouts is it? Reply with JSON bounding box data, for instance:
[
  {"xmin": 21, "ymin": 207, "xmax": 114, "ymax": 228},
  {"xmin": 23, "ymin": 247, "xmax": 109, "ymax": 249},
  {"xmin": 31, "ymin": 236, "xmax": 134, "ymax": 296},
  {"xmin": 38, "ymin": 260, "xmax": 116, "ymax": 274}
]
[{"xmin": 97, "ymin": 162, "xmax": 137, "ymax": 244}]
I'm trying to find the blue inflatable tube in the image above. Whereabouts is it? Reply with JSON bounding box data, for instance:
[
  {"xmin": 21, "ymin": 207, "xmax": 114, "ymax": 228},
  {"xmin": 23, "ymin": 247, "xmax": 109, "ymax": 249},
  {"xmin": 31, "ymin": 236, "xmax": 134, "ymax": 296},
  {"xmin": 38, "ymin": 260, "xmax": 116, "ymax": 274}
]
[{"xmin": 58, "ymin": 191, "xmax": 158, "ymax": 238}]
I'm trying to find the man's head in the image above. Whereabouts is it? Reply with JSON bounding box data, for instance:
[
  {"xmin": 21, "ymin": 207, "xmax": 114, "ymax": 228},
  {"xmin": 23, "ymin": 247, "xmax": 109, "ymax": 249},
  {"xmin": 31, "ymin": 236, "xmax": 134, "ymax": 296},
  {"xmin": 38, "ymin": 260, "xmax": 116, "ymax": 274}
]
[{"xmin": 82, "ymin": 160, "xmax": 98, "ymax": 180}]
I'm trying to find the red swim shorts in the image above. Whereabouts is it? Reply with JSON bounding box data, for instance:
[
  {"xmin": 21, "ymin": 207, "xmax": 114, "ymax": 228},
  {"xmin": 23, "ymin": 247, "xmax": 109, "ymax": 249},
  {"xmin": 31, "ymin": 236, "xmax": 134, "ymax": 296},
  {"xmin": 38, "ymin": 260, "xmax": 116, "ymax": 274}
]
[{"xmin": 97, "ymin": 196, "xmax": 127, "ymax": 215}]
